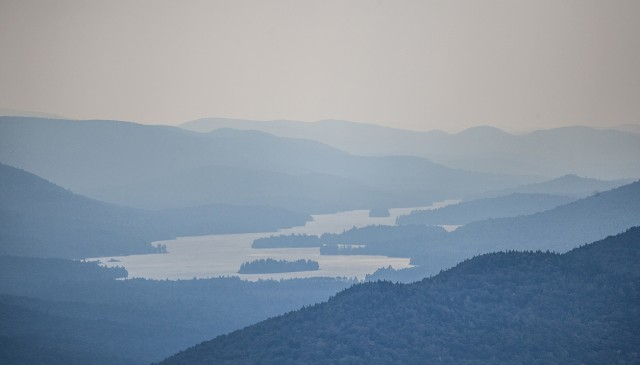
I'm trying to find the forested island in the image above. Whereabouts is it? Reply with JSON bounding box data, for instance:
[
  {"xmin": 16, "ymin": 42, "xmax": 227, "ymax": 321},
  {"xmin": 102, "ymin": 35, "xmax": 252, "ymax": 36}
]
[
  {"xmin": 252, "ymin": 234, "xmax": 321, "ymax": 248},
  {"xmin": 238, "ymin": 259, "xmax": 320, "ymax": 274},
  {"xmin": 252, "ymin": 225, "xmax": 448, "ymax": 257}
]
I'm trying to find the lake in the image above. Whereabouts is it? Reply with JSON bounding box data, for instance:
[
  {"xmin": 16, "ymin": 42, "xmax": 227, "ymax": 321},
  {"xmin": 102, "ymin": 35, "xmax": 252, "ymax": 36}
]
[{"xmin": 90, "ymin": 200, "xmax": 458, "ymax": 281}]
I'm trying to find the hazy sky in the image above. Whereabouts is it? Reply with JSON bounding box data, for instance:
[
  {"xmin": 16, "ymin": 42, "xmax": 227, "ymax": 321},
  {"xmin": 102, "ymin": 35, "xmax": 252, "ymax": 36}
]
[{"xmin": 1, "ymin": 0, "xmax": 639, "ymax": 132}]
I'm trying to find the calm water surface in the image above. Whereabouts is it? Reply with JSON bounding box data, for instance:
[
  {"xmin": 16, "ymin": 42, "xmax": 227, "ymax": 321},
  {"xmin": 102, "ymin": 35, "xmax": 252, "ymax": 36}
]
[{"xmin": 90, "ymin": 201, "xmax": 458, "ymax": 281}]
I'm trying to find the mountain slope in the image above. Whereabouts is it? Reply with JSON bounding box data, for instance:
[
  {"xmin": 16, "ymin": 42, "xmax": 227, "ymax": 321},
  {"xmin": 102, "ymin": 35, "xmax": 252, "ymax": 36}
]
[
  {"xmin": 0, "ymin": 164, "xmax": 157, "ymax": 258},
  {"xmin": 158, "ymin": 227, "xmax": 640, "ymax": 365},
  {"xmin": 397, "ymin": 193, "xmax": 575, "ymax": 226},
  {"xmin": 181, "ymin": 118, "xmax": 640, "ymax": 179},
  {"xmin": 0, "ymin": 164, "xmax": 309, "ymax": 258},
  {"xmin": 362, "ymin": 180, "xmax": 640, "ymax": 282},
  {"xmin": 387, "ymin": 180, "xmax": 640, "ymax": 280},
  {"xmin": 483, "ymin": 174, "xmax": 632, "ymax": 198},
  {"xmin": 91, "ymin": 165, "xmax": 391, "ymax": 212},
  {"xmin": 448, "ymin": 180, "xmax": 640, "ymax": 254}
]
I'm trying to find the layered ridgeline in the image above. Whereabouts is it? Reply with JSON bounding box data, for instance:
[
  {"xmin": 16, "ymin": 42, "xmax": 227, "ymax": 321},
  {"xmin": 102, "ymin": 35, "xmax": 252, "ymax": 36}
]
[
  {"xmin": 252, "ymin": 182, "xmax": 640, "ymax": 270},
  {"xmin": 181, "ymin": 118, "xmax": 640, "ymax": 180},
  {"xmin": 0, "ymin": 256, "xmax": 353, "ymax": 365},
  {"xmin": 482, "ymin": 174, "xmax": 632, "ymax": 199},
  {"xmin": 158, "ymin": 227, "xmax": 640, "ymax": 365},
  {"xmin": 0, "ymin": 164, "xmax": 309, "ymax": 258},
  {"xmin": 445, "ymin": 180, "xmax": 640, "ymax": 254},
  {"xmin": 248, "ymin": 181, "xmax": 640, "ymax": 283},
  {"xmin": 370, "ymin": 180, "xmax": 640, "ymax": 282},
  {"xmin": 397, "ymin": 193, "xmax": 575, "ymax": 226},
  {"xmin": 264, "ymin": 181, "xmax": 639, "ymax": 252},
  {"xmin": 93, "ymin": 165, "xmax": 388, "ymax": 213},
  {"xmin": 0, "ymin": 116, "xmax": 533, "ymax": 213}
]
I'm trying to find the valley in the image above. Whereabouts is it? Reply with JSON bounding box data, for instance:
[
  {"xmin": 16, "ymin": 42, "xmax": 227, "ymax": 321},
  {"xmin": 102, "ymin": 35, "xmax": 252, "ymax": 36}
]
[
  {"xmin": 3, "ymin": 3, "xmax": 640, "ymax": 363},
  {"xmin": 88, "ymin": 204, "xmax": 453, "ymax": 281},
  {"xmin": 1, "ymin": 116, "xmax": 638, "ymax": 364}
]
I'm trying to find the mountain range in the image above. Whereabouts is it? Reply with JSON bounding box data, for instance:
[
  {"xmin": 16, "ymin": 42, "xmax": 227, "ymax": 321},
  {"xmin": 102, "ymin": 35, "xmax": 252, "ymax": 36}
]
[
  {"xmin": 481, "ymin": 173, "xmax": 632, "ymax": 198},
  {"xmin": 0, "ymin": 116, "xmax": 533, "ymax": 213},
  {"xmin": 397, "ymin": 193, "xmax": 575, "ymax": 226},
  {"xmin": 1, "ymin": 114, "xmax": 639, "ymax": 364},
  {"xmin": 182, "ymin": 117, "xmax": 640, "ymax": 180}
]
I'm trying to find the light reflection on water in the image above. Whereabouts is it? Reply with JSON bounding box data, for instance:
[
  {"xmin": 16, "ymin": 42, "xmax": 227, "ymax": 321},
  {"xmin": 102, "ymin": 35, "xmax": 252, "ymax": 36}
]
[{"xmin": 89, "ymin": 200, "xmax": 459, "ymax": 281}]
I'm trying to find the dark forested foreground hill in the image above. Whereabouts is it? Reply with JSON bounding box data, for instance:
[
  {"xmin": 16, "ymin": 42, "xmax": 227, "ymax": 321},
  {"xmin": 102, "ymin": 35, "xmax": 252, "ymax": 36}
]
[
  {"xmin": 0, "ymin": 256, "xmax": 354, "ymax": 365},
  {"xmin": 0, "ymin": 164, "xmax": 309, "ymax": 259},
  {"xmin": 158, "ymin": 227, "xmax": 640, "ymax": 365}
]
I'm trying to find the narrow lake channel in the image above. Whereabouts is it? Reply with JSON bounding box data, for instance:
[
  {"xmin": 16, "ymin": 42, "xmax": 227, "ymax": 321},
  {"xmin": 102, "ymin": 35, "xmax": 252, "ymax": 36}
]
[{"xmin": 90, "ymin": 200, "xmax": 459, "ymax": 281}]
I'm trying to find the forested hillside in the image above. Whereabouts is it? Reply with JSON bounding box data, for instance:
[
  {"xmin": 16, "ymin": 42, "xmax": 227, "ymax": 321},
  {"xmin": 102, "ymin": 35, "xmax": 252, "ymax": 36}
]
[
  {"xmin": 159, "ymin": 227, "xmax": 640, "ymax": 365},
  {"xmin": 0, "ymin": 256, "xmax": 353, "ymax": 365}
]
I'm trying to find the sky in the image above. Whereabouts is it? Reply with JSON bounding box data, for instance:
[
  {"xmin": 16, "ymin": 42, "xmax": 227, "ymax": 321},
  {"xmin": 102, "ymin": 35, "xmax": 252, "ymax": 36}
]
[{"xmin": 1, "ymin": 0, "xmax": 639, "ymax": 133}]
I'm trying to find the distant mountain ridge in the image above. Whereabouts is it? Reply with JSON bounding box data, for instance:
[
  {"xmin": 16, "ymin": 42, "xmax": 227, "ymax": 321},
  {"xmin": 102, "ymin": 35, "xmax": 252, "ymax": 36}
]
[
  {"xmin": 482, "ymin": 174, "xmax": 632, "ymax": 198},
  {"xmin": 449, "ymin": 180, "xmax": 640, "ymax": 253},
  {"xmin": 0, "ymin": 107, "xmax": 66, "ymax": 119},
  {"xmin": 181, "ymin": 117, "xmax": 640, "ymax": 179},
  {"xmin": 90, "ymin": 164, "xmax": 390, "ymax": 212},
  {"xmin": 610, "ymin": 123, "xmax": 640, "ymax": 134},
  {"xmin": 0, "ymin": 116, "xmax": 532, "ymax": 213},
  {"xmin": 397, "ymin": 193, "xmax": 575, "ymax": 226},
  {"xmin": 158, "ymin": 227, "xmax": 640, "ymax": 365}
]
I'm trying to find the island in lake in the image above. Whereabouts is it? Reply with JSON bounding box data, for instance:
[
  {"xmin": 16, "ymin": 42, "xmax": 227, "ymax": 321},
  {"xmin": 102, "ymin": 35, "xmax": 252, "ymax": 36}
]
[
  {"xmin": 252, "ymin": 234, "xmax": 320, "ymax": 248},
  {"xmin": 238, "ymin": 259, "xmax": 320, "ymax": 274},
  {"xmin": 369, "ymin": 207, "xmax": 390, "ymax": 217}
]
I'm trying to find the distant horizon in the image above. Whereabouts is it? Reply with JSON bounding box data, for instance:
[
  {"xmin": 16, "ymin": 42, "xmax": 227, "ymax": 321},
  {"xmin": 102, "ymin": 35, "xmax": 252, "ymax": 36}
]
[
  {"xmin": 2, "ymin": 107, "xmax": 639, "ymax": 135},
  {"xmin": 2, "ymin": 1, "xmax": 639, "ymax": 133}
]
